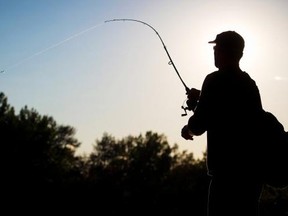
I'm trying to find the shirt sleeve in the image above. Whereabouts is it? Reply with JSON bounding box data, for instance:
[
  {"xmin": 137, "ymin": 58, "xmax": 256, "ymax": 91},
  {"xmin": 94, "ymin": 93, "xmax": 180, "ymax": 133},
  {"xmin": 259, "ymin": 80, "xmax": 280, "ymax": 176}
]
[{"xmin": 187, "ymin": 74, "xmax": 212, "ymax": 135}]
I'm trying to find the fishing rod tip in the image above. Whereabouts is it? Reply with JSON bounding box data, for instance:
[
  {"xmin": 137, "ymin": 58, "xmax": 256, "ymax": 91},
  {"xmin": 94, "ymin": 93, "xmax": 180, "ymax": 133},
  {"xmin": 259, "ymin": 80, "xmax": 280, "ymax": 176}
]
[{"xmin": 105, "ymin": 19, "xmax": 118, "ymax": 23}]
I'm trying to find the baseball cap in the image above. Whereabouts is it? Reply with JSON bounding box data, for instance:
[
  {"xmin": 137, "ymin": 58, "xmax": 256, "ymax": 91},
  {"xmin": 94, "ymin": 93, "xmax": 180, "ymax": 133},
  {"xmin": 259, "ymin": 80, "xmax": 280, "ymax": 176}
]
[{"xmin": 209, "ymin": 31, "xmax": 245, "ymax": 52}]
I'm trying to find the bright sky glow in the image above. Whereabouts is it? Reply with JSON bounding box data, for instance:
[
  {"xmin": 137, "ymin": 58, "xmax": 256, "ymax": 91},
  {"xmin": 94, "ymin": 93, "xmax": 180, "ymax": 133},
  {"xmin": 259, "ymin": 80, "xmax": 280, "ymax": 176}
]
[{"xmin": 1, "ymin": 0, "xmax": 287, "ymax": 159}]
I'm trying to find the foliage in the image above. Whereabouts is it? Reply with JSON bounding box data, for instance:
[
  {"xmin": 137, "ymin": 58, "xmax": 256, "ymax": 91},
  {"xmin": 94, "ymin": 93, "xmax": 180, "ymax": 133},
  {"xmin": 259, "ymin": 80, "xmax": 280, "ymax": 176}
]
[
  {"xmin": 0, "ymin": 92, "xmax": 81, "ymax": 187},
  {"xmin": 0, "ymin": 92, "xmax": 287, "ymax": 215},
  {"xmin": 85, "ymin": 131, "xmax": 209, "ymax": 214}
]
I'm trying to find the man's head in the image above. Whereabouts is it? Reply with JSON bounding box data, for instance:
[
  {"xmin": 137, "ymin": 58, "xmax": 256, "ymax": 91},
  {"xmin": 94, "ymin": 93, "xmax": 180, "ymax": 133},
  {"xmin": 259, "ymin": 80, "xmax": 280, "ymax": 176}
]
[
  {"xmin": 209, "ymin": 31, "xmax": 245, "ymax": 52},
  {"xmin": 209, "ymin": 31, "xmax": 245, "ymax": 69}
]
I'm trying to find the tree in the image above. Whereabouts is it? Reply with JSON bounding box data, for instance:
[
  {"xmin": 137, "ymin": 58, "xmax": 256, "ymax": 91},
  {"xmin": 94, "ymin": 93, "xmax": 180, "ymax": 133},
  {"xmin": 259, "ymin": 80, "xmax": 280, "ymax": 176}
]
[
  {"xmin": 1, "ymin": 92, "xmax": 286, "ymax": 215},
  {"xmin": 0, "ymin": 92, "xmax": 81, "ymax": 190},
  {"xmin": 86, "ymin": 131, "xmax": 208, "ymax": 214}
]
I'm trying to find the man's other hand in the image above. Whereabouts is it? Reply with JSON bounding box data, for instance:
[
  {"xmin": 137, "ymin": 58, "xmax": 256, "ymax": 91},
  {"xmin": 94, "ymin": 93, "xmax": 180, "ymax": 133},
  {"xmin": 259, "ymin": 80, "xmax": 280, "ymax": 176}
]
[{"xmin": 181, "ymin": 125, "xmax": 194, "ymax": 140}]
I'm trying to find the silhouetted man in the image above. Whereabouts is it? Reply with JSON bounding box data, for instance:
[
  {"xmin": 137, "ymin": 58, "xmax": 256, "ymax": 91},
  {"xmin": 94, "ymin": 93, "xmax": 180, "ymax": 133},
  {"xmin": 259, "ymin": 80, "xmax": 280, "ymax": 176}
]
[{"xmin": 181, "ymin": 31, "xmax": 264, "ymax": 216}]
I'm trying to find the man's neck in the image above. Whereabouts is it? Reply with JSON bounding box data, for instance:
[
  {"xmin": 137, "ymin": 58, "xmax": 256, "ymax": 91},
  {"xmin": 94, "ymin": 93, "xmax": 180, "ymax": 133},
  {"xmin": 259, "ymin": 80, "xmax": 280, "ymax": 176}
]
[{"xmin": 218, "ymin": 63, "xmax": 241, "ymax": 72}]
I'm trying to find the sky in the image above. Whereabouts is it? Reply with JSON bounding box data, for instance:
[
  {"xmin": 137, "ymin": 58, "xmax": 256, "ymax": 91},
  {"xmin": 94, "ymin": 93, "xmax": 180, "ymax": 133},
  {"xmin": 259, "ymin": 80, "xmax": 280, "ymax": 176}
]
[{"xmin": 0, "ymin": 0, "xmax": 288, "ymax": 159}]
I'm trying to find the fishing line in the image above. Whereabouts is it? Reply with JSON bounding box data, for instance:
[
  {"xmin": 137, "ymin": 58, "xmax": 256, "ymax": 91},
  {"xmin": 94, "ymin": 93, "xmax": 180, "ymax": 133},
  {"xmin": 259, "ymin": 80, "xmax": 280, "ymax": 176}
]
[
  {"xmin": 1, "ymin": 22, "xmax": 104, "ymax": 72},
  {"xmin": 105, "ymin": 19, "xmax": 190, "ymax": 93}
]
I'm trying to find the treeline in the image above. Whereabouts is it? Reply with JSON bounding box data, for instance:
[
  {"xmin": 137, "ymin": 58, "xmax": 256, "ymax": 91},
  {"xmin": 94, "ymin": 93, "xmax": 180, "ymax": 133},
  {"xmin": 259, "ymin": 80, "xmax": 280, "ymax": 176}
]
[{"xmin": 0, "ymin": 92, "xmax": 287, "ymax": 215}]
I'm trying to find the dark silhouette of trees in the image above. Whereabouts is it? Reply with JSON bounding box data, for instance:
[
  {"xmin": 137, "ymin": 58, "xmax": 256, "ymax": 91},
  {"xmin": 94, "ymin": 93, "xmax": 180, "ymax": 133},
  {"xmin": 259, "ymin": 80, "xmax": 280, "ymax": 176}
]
[
  {"xmin": 85, "ymin": 132, "xmax": 209, "ymax": 214},
  {"xmin": 0, "ymin": 92, "xmax": 83, "ymax": 212},
  {"xmin": 0, "ymin": 92, "xmax": 287, "ymax": 215},
  {"xmin": 1, "ymin": 93, "xmax": 81, "ymax": 183}
]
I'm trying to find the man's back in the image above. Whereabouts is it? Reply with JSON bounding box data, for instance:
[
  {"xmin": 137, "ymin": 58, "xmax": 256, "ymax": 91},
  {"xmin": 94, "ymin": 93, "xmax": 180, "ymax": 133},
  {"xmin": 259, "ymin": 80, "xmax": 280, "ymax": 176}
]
[{"xmin": 190, "ymin": 69, "xmax": 263, "ymax": 175}]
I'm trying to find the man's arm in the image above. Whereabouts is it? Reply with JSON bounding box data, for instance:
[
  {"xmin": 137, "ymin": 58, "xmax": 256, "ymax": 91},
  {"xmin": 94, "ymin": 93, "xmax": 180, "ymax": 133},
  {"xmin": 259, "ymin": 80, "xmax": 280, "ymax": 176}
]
[{"xmin": 181, "ymin": 75, "xmax": 211, "ymax": 139}]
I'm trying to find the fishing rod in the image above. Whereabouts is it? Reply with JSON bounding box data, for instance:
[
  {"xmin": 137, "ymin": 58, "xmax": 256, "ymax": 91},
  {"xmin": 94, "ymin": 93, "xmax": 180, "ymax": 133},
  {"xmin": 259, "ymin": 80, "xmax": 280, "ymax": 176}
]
[
  {"xmin": 105, "ymin": 19, "xmax": 197, "ymax": 116},
  {"xmin": 105, "ymin": 19, "xmax": 190, "ymax": 92}
]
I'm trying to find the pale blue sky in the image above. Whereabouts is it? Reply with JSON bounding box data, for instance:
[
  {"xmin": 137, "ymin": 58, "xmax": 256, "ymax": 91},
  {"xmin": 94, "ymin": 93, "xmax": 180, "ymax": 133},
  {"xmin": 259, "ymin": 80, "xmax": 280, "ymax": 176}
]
[{"xmin": 1, "ymin": 0, "xmax": 288, "ymax": 158}]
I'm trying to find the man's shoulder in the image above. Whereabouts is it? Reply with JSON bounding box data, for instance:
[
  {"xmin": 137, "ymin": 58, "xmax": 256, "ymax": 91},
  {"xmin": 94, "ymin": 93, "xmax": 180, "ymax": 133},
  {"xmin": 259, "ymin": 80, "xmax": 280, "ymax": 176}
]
[
  {"xmin": 206, "ymin": 70, "xmax": 254, "ymax": 80},
  {"xmin": 205, "ymin": 71, "xmax": 219, "ymax": 79},
  {"xmin": 204, "ymin": 70, "xmax": 225, "ymax": 83},
  {"xmin": 239, "ymin": 71, "xmax": 257, "ymax": 85},
  {"xmin": 207, "ymin": 70, "xmax": 219, "ymax": 76},
  {"xmin": 203, "ymin": 70, "xmax": 258, "ymax": 91}
]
